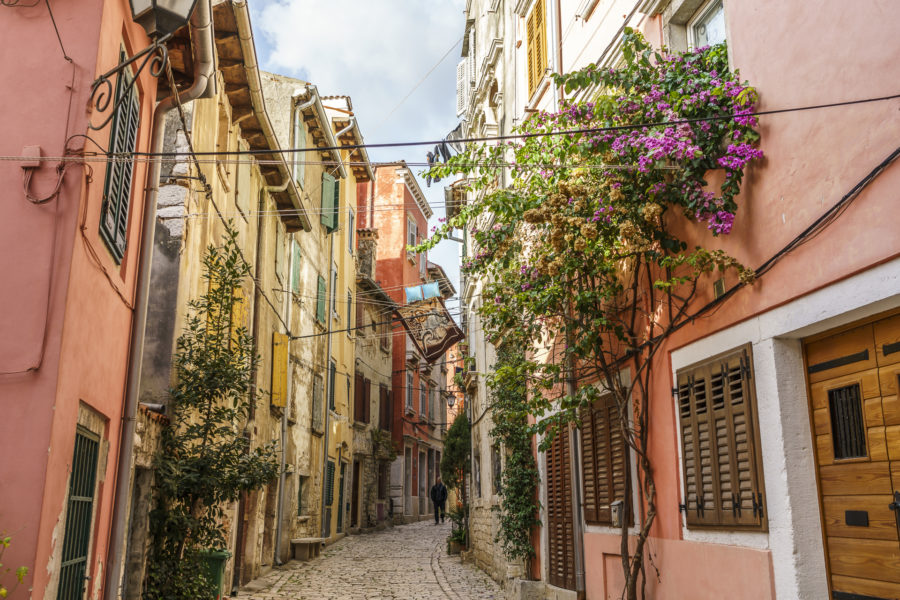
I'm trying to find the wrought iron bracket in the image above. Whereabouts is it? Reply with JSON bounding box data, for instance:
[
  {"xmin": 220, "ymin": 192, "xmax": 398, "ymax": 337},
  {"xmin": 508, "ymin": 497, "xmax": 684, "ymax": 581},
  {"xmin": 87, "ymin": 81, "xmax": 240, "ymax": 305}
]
[{"xmin": 88, "ymin": 32, "xmax": 173, "ymax": 131}]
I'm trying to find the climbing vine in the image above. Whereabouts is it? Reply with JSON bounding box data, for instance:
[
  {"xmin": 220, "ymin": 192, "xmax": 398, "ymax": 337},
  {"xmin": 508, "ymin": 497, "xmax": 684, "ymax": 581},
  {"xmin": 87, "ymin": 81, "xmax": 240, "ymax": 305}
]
[
  {"xmin": 144, "ymin": 229, "xmax": 279, "ymax": 600},
  {"xmin": 488, "ymin": 346, "xmax": 540, "ymax": 566},
  {"xmin": 422, "ymin": 30, "xmax": 762, "ymax": 600}
]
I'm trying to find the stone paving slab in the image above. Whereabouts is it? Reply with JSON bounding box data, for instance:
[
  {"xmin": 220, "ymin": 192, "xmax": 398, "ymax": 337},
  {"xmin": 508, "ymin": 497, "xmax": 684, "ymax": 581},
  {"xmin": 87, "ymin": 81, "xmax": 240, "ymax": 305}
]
[{"xmin": 239, "ymin": 520, "xmax": 501, "ymax": 599}]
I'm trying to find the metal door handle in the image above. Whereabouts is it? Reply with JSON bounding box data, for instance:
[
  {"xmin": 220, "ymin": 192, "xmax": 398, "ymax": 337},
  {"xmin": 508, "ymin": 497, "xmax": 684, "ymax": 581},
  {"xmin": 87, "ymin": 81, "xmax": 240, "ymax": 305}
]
[{"xmin": 890, "ymin": 491, "xmax": 900, "ymax": 534}]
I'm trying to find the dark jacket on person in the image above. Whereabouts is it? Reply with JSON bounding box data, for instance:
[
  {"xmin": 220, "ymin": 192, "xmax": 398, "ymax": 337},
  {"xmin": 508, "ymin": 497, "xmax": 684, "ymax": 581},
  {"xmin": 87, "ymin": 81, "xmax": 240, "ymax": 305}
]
[{"xmin": 430, "ymin": 482, "xmax": 448, "ymax": 505}]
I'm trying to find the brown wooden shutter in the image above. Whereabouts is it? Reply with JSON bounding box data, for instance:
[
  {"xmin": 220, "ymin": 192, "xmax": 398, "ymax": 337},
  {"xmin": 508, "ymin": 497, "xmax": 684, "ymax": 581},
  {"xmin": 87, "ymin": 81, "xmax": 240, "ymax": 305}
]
[
  {"xmin": 580, "ymin": 396, "xmax": 630, "ymax": 526},
  {"xmin": 546, "ymin": 427, "xmax": 576, "ymax": 590},
  {"xmin": 678, "ymin": 345, "xmax": 766, "ymax": 529},
  {"xmin": 354, "ymin": 372, "xmax": 365, "ymax": 423},
  {"xmin": 363, "ymin": 377, "xmax": 371, "ymax": 424},
  {"xmin": 579, "ymin": 404, "xmax": 600, "ymax": 524},
  {"xmin": 356, "ymin": 297, "xmax": 365, "ymax": 335},
  {"xmin": 380, "ymin": 385, "xmax": 391, "ymax": 431}
]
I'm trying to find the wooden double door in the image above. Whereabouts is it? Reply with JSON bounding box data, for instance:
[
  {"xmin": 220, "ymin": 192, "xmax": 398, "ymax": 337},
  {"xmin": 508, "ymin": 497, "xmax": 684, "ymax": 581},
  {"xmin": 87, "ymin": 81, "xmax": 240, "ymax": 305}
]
[{"xmin": 806, "ymin": 313, "xmax": 900, "ymax": 600}]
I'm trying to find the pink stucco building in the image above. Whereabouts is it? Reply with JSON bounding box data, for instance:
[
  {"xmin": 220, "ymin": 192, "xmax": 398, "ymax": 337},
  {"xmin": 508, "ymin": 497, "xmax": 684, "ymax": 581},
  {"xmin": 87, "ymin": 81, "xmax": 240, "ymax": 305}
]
[
  {"xmin": 455, "ymin": 1, "xmax": 900, "ymax": 598},
  {"xmin": 0, "ymin": 1, "xmax": 207, "ymax": 597}
]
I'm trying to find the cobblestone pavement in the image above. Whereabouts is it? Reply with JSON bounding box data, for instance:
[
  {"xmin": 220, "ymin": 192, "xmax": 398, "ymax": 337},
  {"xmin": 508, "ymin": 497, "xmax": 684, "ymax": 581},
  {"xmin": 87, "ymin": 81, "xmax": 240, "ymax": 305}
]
[{"xmin": 239, "ymin": 520, "xmax": 502, "ymax": 600}]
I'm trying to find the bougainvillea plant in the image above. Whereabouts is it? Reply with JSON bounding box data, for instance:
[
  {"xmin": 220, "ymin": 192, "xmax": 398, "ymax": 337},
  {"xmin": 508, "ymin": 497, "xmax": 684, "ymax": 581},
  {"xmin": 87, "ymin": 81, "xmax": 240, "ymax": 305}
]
[{"xmin": 421, "ymin": 30, "xmax": 762, "ymax": 600}]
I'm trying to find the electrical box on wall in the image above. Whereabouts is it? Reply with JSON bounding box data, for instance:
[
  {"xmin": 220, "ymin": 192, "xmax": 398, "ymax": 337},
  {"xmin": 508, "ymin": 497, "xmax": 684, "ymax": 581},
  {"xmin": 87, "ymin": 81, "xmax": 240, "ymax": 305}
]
[{"xmin": 20, "ymin": 145, "xmax": 41, "ymax": 169}]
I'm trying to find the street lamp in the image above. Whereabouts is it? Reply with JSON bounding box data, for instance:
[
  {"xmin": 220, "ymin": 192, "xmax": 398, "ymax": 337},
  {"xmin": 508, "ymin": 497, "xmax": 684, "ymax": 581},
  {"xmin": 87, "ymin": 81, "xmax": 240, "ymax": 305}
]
[
  {"xmin": 89, "ymin": 0, "xmax": 199, "ymax": 130},
  {"xmin": 447, "ymin": 396, "xmax": 456, "ymax": 408},
  {"xmin": 130, "ymin": 0, "xmax": 200, "ymax": 38}
]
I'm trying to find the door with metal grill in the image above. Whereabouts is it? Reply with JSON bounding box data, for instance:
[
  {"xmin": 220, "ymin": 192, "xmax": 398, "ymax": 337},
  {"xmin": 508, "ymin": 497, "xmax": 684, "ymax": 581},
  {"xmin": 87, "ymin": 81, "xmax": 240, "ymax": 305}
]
[
  {"xmin": 805, "ymin": 313, "xmax": 900, "ymax": 600},
  {"xmin": 57, "ymin": 427, "xmax": 100, "ymax": 600}
]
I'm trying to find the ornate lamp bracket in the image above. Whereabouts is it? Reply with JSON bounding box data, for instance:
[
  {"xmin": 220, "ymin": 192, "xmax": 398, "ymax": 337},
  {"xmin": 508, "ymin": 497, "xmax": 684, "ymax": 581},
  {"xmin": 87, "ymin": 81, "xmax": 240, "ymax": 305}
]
[{"xmin": 88, "ymin": 32, "xmax": 173, "ymax": 131}]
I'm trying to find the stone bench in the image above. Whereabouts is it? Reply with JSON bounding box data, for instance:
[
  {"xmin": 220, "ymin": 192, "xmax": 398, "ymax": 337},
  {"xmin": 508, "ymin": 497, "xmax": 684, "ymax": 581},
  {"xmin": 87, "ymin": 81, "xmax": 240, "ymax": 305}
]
[{"xmin": 291, "ymin": 537, "xmax": 324, "ymax": 561}]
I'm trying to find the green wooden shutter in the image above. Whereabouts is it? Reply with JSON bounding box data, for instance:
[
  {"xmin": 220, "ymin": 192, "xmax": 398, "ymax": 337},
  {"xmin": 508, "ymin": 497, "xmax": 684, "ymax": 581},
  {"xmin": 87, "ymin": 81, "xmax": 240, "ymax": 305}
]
[
  {"xmin": 333, "ymin": 177, "xmax": 341, "ymax": 232},
  {"xmin": 100, "ymin": 50, "xmax": 140, "ymax": 263},
  {"xmin": 321, "ymin": 172, "xmax": 336, "ymax": 231},
  {"xmin": 291, "ymin": 240, "xmax": 301, "ymax": 293},
  {"xmin": 316, "ymin": 275, "xmax": 326, "ymax": 323},
  {"xmin": 58, "ymin": 427, "xmax": 100, "ymax": 599}
]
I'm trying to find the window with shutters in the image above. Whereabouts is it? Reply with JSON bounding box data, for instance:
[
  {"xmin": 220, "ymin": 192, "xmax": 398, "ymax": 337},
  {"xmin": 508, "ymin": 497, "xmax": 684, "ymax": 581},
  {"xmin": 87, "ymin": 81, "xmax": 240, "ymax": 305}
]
[
  {"xmin": 420, "ymin": 383, "xmax": 427, "ymax": 416},
  {"xmin": 676, "ymin": 344, "xmax": 767, "ymax": 530},
  {"xmin": 456, "ymin": 60, "xmax": 468, "ymax": 116},
  {"xmin": 316, "ymin": 275, "xmax": 326, "ymax": 324},
  {"xmin": 99, "ymin": 50, "xmax": 140, "ymax": 263},
  {"xmin": 580, "ymin": 395, "xmax": 632, "ymax": 526},
  {"xmin": 356, "ymin": 298, "xmax": 366, "ymax": 336},
  {"xmin": 474, "ymin": 453, "xmax": 482, "ymax": 498},
  {"xmin": 312, "ymin": 374, "xmax": 325, "ymax": 433},
  {"xmin": 526, "ymin": 0, "xmax": 548, "ymax": 99},
  {"xmin": 292, "ymin": 105, "xmax": 306, "ymax": 188},
  {"xmin": 321, "ymin": 172, "xmax": 337, "ymax": 232}
]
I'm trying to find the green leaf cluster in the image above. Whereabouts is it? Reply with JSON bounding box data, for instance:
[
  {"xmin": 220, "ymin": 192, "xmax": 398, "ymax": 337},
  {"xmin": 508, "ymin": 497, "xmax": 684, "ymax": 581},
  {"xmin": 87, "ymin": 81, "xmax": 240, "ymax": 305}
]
[{"xmin": 144, "ymin": 227, "xmax": 279, "ymax": 600}]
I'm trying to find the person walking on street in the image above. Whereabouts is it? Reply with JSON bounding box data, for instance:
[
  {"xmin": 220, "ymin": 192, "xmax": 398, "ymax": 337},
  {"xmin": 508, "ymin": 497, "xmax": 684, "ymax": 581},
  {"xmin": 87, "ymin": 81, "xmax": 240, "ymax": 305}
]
[{"xmin": 430, "ymin": 476, "xmax": 448, "ymax": 524}]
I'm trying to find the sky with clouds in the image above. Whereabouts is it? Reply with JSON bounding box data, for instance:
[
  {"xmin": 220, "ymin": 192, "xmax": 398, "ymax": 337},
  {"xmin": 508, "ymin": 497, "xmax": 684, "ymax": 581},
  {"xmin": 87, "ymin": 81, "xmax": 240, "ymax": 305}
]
[{"xmin": 249, "ymin": 0, "xmax": 467, "ymax": 313}]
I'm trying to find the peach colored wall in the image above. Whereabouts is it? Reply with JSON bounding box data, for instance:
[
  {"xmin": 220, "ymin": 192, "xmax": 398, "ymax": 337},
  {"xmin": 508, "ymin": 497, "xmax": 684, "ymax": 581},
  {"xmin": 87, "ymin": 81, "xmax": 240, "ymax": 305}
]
[
  {"xmin": 648, "ymin": 0, "xmax": 900, "ymax": 543},
  {"xmin": 584, "ymin": 533, "xmax": 774, "ymax": 600},
  {"xmin": 0, "ymin": 0, "xmax": 155, "ymax": 597},
  {"xmin": 577, "ymin": 2, "xmax": 900, "ymax": 598}
]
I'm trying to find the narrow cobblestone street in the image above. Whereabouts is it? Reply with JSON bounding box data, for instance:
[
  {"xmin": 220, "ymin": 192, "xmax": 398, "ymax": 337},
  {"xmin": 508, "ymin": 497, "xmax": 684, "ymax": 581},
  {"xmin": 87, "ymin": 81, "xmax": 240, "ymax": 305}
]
[{"xmin": 239, "ymin": 521, "xmax": 502, "ymax": 600}]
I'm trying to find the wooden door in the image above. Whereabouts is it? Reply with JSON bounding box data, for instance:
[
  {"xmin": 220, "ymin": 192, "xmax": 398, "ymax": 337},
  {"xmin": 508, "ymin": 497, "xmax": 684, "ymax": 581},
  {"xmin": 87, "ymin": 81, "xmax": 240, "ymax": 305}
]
[
  {"xmin": 546, "ymin": 427, "xmax": 576, "ymax": 590},
  {"xmin": 806, "ymin": 314, "xmax": 900, "ymax": 600},
  {"xmin": 351, "ymin": 460, "xmax": 360, "ymax": 528}
]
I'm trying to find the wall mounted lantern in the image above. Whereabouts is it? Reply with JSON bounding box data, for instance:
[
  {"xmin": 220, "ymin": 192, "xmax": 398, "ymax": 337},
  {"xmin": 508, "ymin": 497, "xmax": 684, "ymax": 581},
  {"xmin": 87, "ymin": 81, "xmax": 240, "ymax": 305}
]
[
  {"xmin": 130, "ymin": 0, "xmax": 199, "ymax": 38},
  {"xmin": 88, "ymin": 0, "xmax": 199, "ymax": 130}
]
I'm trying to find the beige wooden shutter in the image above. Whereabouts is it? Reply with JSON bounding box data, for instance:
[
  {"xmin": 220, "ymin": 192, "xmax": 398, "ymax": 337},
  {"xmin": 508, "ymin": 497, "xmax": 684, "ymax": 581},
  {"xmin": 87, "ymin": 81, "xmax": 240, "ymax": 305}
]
[
  {"xmin": 526, "ymin": 9, "xmax": 537, "ymax": 96},
  {"xmin": 271, "ymin": 332, "xmax": 289, "ymax": 407},
  {"xmin": 534, "ymin": 0, "xmax": 546, "ymax": 86}
]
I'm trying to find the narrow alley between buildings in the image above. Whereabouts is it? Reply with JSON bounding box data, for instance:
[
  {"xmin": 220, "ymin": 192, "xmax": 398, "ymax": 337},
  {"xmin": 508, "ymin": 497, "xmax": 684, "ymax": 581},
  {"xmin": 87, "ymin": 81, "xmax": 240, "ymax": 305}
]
[{"xmin": 240, "ymin": 521, "xmax": 501, "ymax": 600}]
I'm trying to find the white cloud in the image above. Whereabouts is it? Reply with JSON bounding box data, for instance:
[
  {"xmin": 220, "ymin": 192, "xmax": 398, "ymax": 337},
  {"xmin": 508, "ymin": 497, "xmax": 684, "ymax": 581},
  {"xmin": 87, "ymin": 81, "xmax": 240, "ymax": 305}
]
[
  {"xmin": 249, "ymin": 0, "xmax": 466, "ymax": 304},
  {"xmin": 252, "ymin": 0, "xmax": 465, "ymax": 151}
]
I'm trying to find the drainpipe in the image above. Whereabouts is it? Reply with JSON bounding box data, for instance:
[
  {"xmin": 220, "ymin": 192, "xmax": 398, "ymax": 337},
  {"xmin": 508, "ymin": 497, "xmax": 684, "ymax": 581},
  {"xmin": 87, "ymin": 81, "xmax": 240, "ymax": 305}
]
[
  {"xmin": 320, "ymin": 233, "xmax": 335, "ymax": 539},
  {"xmin": 273, "ymin": 229, "xmax": 295, "ymax": 565},
  {"xmin": 105, "ymin": 2, "xmax": 215, "ymax": 597},
  {"xmin": 233, "ymin": 185, "xmax": 271, "ymax": 591}
]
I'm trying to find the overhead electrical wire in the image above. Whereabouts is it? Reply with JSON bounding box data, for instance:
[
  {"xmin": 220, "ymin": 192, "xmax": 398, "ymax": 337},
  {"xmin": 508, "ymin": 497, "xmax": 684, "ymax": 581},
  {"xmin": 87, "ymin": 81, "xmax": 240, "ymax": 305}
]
[
  {"xmin": 5, "ymin": 92, "xmax": 897, "ymax": 166},
  {"xmin": 125, "ymin": 91, "xmax": 900, "ymax": 158}
]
